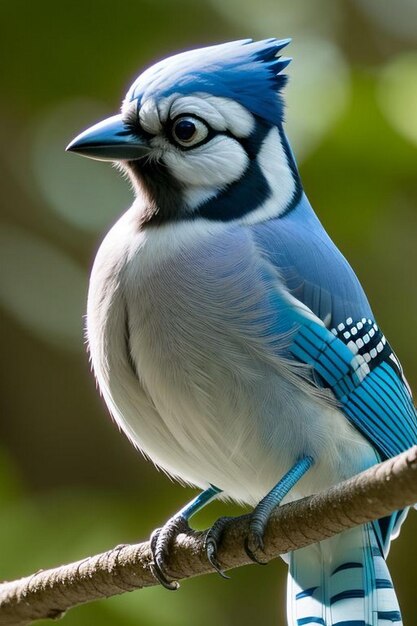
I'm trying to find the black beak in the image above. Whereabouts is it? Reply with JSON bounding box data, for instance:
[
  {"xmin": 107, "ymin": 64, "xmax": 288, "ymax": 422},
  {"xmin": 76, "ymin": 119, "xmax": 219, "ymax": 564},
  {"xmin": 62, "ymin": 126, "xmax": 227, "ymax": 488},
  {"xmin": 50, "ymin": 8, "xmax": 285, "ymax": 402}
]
[{"xmin": 66, "ymin": 114, "xmax": 151, "ymax": 162}]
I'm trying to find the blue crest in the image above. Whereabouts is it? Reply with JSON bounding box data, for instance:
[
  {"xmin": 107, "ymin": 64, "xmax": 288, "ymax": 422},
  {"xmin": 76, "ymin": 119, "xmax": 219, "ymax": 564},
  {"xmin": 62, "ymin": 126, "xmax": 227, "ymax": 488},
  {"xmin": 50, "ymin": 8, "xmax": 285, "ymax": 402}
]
[{"xmin": 126, "ymin": 39, "xmax": 292, "ymax": 125}]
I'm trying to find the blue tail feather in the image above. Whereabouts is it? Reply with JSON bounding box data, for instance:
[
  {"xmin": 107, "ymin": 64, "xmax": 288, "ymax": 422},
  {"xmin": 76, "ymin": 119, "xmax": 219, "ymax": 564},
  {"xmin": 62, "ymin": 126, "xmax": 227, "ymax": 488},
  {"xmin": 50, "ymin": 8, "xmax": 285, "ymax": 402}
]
[{"xmin": 287, "ymin": 524, "xmax": 402, "ymax": 625}]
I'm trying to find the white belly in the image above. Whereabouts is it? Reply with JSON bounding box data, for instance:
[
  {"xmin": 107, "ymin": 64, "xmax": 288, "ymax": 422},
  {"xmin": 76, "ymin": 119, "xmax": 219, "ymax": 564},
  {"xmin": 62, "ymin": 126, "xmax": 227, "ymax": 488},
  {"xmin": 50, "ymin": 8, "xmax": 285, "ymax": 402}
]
[{"xmin": 87, "ymin": 208, "xmax": 377, "ymax": 505}]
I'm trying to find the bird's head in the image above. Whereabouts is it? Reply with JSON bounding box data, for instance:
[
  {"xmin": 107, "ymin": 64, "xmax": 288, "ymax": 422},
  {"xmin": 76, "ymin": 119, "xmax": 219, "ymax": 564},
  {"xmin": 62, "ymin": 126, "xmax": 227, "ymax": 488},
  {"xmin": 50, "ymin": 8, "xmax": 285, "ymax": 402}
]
[{"xmin": 67, "ymin": 39, "xmax": 301, "ymax": 225}]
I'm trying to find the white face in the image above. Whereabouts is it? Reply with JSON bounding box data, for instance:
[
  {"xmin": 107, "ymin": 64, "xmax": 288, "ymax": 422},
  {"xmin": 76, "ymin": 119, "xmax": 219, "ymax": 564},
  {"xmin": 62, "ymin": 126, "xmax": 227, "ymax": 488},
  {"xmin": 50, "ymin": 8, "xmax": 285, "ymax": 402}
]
[{"xmin": 122, "ymin": 93, "xmax": 256, "ymax": 209}]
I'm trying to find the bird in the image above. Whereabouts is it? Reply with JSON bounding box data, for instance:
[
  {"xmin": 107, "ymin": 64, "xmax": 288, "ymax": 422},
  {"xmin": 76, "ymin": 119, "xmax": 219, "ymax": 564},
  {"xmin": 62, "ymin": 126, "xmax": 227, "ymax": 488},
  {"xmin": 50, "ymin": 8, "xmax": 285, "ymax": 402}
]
[{"xmin": 67, "ymin": 38, "xmax": 415, "ymax": 625}]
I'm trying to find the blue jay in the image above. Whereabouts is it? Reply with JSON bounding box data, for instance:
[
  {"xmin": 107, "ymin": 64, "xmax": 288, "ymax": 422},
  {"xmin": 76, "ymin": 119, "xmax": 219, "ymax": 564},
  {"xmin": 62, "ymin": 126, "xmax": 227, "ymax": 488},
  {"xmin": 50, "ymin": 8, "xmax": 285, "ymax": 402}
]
[{"xmin": 67, "ymin": 39, "xmax": 416, "ymax": 625}]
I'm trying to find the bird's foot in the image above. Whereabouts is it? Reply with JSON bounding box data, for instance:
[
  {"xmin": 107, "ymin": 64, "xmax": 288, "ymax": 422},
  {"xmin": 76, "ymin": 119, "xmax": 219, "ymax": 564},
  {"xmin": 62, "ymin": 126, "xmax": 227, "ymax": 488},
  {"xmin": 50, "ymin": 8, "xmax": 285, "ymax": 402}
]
[
  {"xmin": 204, "ymin": 516, "xmax": 235, "ymax": 579},
  {"xmin": 149, "ymin": 515, "xmax": 190, "ymax": 590},
  {"xmin": 204, "ymin": 510, "xmax": 268, "ymax": 575}
]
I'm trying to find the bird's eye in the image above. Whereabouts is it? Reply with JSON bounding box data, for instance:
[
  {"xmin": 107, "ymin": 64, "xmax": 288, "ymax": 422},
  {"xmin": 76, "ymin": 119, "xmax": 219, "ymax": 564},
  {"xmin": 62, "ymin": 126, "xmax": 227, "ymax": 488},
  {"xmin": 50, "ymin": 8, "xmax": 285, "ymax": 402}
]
[{"xmin": 171, "ymin": 116, "xmax": 209, "ymax": 147}]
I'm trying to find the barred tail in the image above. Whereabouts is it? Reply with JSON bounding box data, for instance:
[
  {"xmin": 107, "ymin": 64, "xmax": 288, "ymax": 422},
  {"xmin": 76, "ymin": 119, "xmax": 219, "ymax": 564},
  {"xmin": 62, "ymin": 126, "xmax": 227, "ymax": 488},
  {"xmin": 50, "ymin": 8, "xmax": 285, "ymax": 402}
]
[{"xmin": 287, "ymin": 524, "xmax": 402, "ymax": 626}]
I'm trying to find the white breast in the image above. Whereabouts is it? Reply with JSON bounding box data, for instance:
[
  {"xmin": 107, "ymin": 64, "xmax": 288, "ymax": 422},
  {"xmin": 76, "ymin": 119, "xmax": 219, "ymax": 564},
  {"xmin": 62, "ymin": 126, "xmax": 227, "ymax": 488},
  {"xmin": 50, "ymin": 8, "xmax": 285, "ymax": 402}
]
[{"xmin": 87, "ymin": 205, "xmax": 377, "ymax": 505}]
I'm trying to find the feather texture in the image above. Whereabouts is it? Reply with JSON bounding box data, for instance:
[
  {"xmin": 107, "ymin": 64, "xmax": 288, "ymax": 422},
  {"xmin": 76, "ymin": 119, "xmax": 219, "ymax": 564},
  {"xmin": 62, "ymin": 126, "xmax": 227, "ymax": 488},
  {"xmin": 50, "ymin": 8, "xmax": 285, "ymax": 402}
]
[
  {"xmin": 125, "ymin": 39, "xmax": 291, "ymax": 125},
  {"xmin": 250, "ymin": 194, "xmax": 373, "ymax": 328},
  {"xmin": 87, "ymin": 211, "xmax": 378, "ymax": 505},
  {"xmin": 77, "ymin": 38, "xmax": 416, "ymax": 625},
  {"xmin": 288, "ymin": 524, "xmax": 403, "ymax": 625}
]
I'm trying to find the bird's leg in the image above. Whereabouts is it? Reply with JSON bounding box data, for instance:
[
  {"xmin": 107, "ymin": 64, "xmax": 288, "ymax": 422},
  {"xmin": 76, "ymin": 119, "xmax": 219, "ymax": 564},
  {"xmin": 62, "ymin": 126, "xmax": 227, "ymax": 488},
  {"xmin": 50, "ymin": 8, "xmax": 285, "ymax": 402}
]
[
  {"xmin": 205, "ymin": 456, "xmax": 314, "ymax": 571},
  {"xmin": 245, "ymin": 456, "xmax": 314, "ymax": 563},
  {"xmin": 150, "ymin": 485, "xmax": 222, "ymax": 590}
]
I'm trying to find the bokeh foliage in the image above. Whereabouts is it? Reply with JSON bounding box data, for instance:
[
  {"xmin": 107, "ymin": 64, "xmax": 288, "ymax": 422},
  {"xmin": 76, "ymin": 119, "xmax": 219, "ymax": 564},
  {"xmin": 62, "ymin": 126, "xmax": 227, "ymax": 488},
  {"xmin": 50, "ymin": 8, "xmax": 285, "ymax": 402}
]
[{"xmin": 0, "ymin": 1, "xmax": 416, "ymax": 624}]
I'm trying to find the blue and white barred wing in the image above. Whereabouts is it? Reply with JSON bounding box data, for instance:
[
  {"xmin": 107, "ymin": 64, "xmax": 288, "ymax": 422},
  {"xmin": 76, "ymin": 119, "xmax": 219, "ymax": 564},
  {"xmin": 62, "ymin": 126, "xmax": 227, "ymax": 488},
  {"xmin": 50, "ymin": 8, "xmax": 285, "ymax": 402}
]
[
  {"xmin": 249, "ymin": 206, "xmax": 417, "ymax": 548},
  {"xmin": 257, "ymin": 258, "xmax": 417, "ymax": 451},
  {"xmin": 249, "ymin": 200, "xmax": 417, "ymax": 456},
  {"xmin": 290, "ymin": 315, "xmax": 417, "ymax": 459}
]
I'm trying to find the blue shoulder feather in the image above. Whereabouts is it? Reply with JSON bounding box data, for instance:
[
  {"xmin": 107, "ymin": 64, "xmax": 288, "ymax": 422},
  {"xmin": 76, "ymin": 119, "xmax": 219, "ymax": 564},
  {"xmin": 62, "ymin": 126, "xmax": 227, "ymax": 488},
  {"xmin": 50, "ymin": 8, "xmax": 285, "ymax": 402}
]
[{"xmin": 250, "ymin": 194, "xmax": 373, "ymax": 329}]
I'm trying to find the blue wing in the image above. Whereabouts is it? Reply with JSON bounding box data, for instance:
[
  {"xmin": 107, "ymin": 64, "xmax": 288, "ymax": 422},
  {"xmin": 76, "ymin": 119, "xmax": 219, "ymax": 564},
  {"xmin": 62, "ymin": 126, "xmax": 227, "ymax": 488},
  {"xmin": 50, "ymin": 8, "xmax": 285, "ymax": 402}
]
[{"xmin": 249, "ymin": 194, "xmax": 417, "ymax": 549}]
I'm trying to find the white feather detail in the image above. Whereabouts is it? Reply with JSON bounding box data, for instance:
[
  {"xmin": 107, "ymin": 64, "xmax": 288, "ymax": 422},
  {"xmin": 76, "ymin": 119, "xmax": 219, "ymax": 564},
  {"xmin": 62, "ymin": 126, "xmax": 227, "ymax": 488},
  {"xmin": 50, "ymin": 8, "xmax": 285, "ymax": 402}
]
[
  {"xmin": 137, "ymin": 92, "xmax": 255, "ymax": 140},
  {"xmin": 157, "ymin": 93, "xmax": 180, "ymax": 124},
  {"xmin": 169, "ymin": 94, "xmax": 255, "ymax": 137},
  {"xmin": 162, "ymin": 134, "xmax": 248, "ymax": 187},
  {"xmin": 240, "ymin": 126, "xmax": 296, "ymax": 225},
  {"xmin": 183, "ymin": 186, "xmax": 218, "ymax": 210},
  {"xmin": 87, "ymin": 213, "xmax": 376, "ymax": 505},
  {"xmin": 169, "ymin": 96, "xmax": 228, "ymax": 131},
  {"xmin": 198, "ymin": 95, "xmax": 255, "ymax": 137},
  {"xmin": 138, "ymin": 97, "xmax": 162, "ymax": 134}
]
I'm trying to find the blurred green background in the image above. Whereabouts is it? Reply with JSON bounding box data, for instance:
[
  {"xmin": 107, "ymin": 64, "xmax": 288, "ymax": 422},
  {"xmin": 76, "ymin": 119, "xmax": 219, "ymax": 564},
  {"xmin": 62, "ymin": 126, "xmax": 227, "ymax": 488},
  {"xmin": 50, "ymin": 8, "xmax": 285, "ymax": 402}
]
[{"xmin": 0, "ymin": 1, "xmax": 416, "ymax": 624}]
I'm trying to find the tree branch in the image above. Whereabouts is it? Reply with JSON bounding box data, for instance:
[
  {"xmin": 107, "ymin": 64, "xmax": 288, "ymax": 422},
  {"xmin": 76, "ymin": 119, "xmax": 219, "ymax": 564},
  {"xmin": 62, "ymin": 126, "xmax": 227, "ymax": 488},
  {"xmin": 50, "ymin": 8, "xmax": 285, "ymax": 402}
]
[{"xmin": 1, "ymin": 446, "xmax": 417, "ymax": 626}]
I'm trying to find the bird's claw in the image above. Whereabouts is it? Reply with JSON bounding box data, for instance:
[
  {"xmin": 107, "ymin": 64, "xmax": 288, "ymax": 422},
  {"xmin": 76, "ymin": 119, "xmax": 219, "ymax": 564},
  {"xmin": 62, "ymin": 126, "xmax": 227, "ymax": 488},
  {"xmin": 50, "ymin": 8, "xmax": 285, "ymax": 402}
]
[
  {"xmin": 244, "ymin": 530, "xmax": 268, "ymax": 565},
  {"xmin": 205, "ymin": 537, "xmax": 230, "ymax": 579},
  {"xmin": 149, "ymin": 515, "xmax": 190, "ymax": 590},
  {"xmin": 204, "ymin": 516, "xmax": 233, "ymax": 579},
  {"xmin": 149, "ymin": 559, "xmax": 179, "ymax": 591}
]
